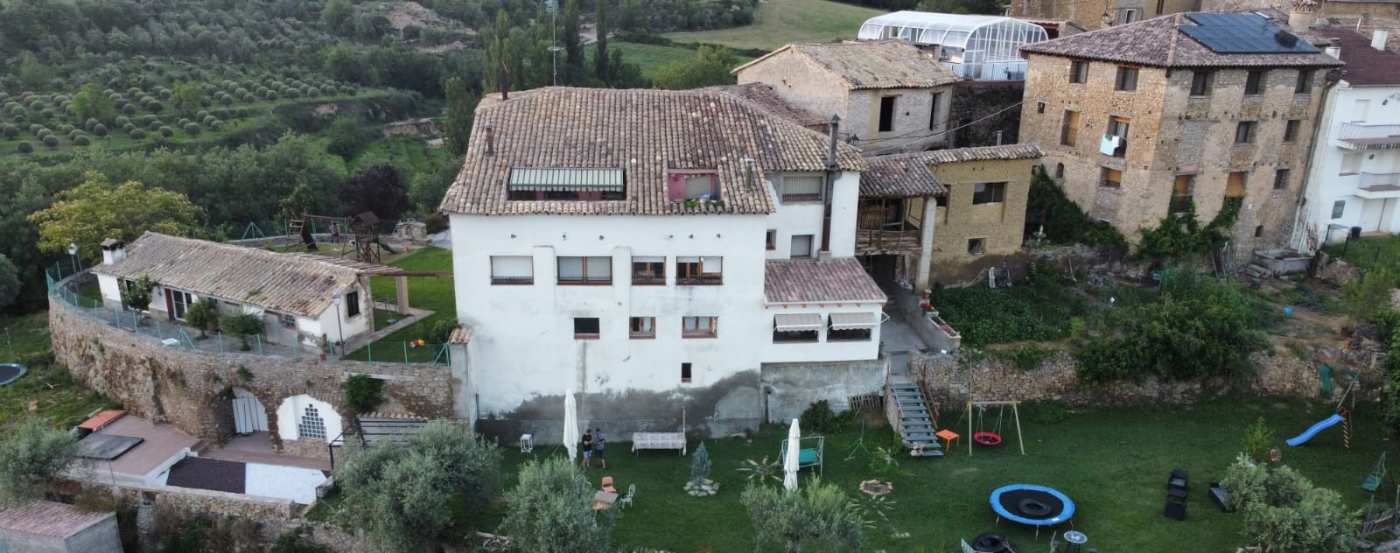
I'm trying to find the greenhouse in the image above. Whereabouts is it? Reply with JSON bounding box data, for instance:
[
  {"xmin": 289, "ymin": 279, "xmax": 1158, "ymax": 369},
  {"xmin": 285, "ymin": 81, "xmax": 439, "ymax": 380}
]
[{"xmin": 857, "ymin": 12, "xmax": 1049, "ymax": 81}]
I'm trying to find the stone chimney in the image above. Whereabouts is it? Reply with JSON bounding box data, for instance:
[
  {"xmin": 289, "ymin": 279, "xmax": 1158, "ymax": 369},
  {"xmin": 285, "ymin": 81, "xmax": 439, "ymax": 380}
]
[
  {"xmin": 1288, "ymin": 0, "xmax": 1318, "ymax": 33},
  {"xmin": 100, "ymin": 238, "xmax": 127, "ymax": 265},
  {"xmin": 1373, "ymin": 30, "xmax": 1390, "ymax": 51}
]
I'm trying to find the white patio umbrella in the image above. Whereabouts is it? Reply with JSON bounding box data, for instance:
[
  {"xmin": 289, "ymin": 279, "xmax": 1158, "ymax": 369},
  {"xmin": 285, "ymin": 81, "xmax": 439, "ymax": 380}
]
[
  {"xmin": 783, "ymin": 418, "xmax": 801, "ymax": 493},
  {"xmin": 563, "ymin": 390, "xmax": 580, "ymax": 462}
]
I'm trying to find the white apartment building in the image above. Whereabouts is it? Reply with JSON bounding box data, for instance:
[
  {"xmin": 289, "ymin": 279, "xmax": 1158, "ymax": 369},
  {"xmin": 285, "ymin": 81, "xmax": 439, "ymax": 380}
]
[
  {"xmin": 1296, "ymin": 28, "xmax": 1400, "ymax": 251},
  {"xmin": 440, "ymin": 88, "xmax": 921, "ymax": 441}
]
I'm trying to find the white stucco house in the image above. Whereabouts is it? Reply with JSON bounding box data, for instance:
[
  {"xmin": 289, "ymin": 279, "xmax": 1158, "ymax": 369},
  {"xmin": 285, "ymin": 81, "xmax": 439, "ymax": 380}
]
[
  {"xmin": 93, "ymin": 232, "xmax": 400, "ymax": 349},
  {"xmin": 1295, "ymin": 28, "xmax": 1400, "ymax": 251},
  {"xmin": 441, "ymin": 87, "xmax": 929, "ymax": 441}
]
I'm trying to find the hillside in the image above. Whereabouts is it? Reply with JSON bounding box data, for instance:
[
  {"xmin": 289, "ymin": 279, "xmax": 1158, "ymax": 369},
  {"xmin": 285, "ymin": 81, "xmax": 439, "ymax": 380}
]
[{"xmin": 662, "ymin": 0, "xmax": 885, "ymax": 50}]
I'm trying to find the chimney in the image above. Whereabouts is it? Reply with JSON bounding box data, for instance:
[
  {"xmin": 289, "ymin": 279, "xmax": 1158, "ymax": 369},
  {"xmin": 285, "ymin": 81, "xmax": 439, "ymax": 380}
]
[
  {"xmin": 483, "ymin": 125, "xmax": 494, "ymax": 156},
  {"xmin": 826, "ymin": 114, "xmax": 840, "ymax": 169},
  {"xmin": 496, "ymin": 63, "xmax": 509, "ymax": 101},
  {"xmin": 742, "ymin": 158, "xmax": 755, "ymax": 190},
  {"xmin": 1373, "ymin": 30, "xmax": 1390, "ymax": 51},
  {"xmin": 100, "ymin": 238, "xmax": 127, "ymax": 265}
]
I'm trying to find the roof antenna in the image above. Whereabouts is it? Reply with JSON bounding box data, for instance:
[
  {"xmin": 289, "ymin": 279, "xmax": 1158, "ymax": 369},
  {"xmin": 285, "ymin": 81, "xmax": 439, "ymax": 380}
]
[
  {"xmin": 826, "ymin": 114, "xmax": 841, "ymax": 169},
  {"xmin": 484, "ymin": 125, "xmax": 495, "ymax": 156},
  {"xmin": 743, "ymin": 158, "xmax": 756, "ymax": 189}
]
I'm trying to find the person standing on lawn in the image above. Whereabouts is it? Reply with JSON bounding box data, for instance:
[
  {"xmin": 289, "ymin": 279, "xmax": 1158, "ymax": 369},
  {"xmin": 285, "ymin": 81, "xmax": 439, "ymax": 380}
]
[
  {"xmin": 581, "ymin": 429, "xmax": 594, "ymax": 468},
  {"xmin": 593, "ymin": 428, "xmax": 607, "ymax": 469}
]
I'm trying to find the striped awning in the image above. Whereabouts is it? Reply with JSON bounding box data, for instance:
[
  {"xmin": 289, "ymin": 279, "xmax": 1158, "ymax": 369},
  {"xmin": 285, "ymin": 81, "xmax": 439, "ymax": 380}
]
[
  {"xmin": 830, "ymin": 312, "xmax": 877, "ymax": 331},
  {"xmin": 508, "ymin": 167, "xmax": 625, "ymax": 192},
  {"xmin": 774, "ymin": 313, "xmax": 823, "ymax": 332}
]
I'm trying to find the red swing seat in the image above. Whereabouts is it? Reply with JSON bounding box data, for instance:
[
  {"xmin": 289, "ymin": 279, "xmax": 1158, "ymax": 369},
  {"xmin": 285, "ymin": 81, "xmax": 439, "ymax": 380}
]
[{"xmin": 973, "ymin": 431, "xmax": 1004, "ymax": 447}]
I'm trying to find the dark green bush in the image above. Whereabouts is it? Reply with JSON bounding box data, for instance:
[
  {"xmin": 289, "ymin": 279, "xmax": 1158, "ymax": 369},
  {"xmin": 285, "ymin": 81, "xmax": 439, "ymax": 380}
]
[
  {"xmin": 343, "ymin": 374, "xmax": 385, "ymax": 415},
  {"xmin": 128, "ymin": 128, "xmax": 146, "ymax": 139},
  {"xmin": 183, "ymin": 123, "xmax": 201, "ymax": 136},
  {"xmin": 1025, "ymin": 170, "xmax": 1128, "ymax": 253},
  {"xmin": 799, "ymin": 400, "xmax": 854, "ymax": 434},
  {"xmin": 42, "ymin": 135, "xmax": 59, "ymax": 148},
  {"xmin": 16, "ymin": 142, "xmax": 33, "ymax": 154},
  {"xmin": 74, "ymin": 135, "xmax": 91, "ymax": 146},
  {"xmin": 159, "ymin": 126, "xmax": 174, "ymax": 137}
]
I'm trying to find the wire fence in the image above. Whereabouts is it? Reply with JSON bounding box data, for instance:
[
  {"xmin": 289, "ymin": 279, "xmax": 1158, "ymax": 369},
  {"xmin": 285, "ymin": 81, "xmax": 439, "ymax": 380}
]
[{"xmin": 46, "ymin": 266, "xmax": 450, "ymax": 365}]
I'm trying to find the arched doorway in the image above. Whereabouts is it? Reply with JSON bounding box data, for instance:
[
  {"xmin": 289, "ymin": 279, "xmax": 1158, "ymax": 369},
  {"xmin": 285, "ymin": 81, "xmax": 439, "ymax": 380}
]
[{"xmin": 231, "ymin": 388, "xmax": 269, "ymax": 434}]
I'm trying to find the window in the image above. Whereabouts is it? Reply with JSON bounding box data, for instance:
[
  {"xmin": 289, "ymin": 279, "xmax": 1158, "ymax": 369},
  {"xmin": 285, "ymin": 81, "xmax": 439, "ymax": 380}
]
[
  {"xmin": 1273, "ymin": 169, "xmax": 1290, "ymax": 190},
  {"xmin": 1332, "ymin": 200, "xmax": 1346, "ymax": 219},
  {"xmin": 1114, "ymin": 66, "xmax": 1138, "ymax": 91},
  {"xmin": 1341, "ymin": 153, "xmax": 1362, "ymax": 175},
  {"xmin": 1226, "ymin": 172, "xmax": 1247, "ymax": 199},
  {"xmin": 507, "ymin": 167, "xmax": 625, "ymax": 201},
  {"xmin": 1190, "ymin": 71, "xmax": 1213, "ymax": 96},
  {"xmin": 791, "ymin": 235, "xmax": 814, "ymax": 258},
  {"xmin": 1235, "ymin": 121, "xmax": 1257, "ymax": 144},
  {"xmin": 629, "ymin": 317, "xmax": 655, "ymax": 339},
  {"xmin": 972, "ymin": 182, "xmax": 1007, "ymax": 204},
  {"xmin": 558, "ymin": 256, "xmax": 612, "ymax": 285},
  {"xmin": 631, "ymin": 256, "xmax": 665, "ymax": 285},
  {"xmin": 1117, "ymin": 8, "xmax": 1138, "ymax": 24},
  {"xmin": 773, "ymin": 313, "xmax": 821, "ymax": 343},
  {"xmin": 345, "ymin": 290, "xmax": 361, "ymax": 318},
  {"xmin": 681, "ymin": 363, "xmax": 692, "ymax": 383},
  {"xmin": 1100, "ymin": 167, "xmax": 1122, "ymax": 188},
  {"xmin": 878, "ymin": 96, "xmax": 896, "ymax": 132},
  {"xmin": 1036, "ymin": 101, "xmax": 1045, "ymax": 113},
  {"xmin": 667, "ymin": 170, "xmax": 719, "ymax": 202},
  {"xmin": 298, "ymin": 404, "xmax": 326, "ymax": 440},
  {"xmin": 1069, "ymin": 60, "xmax": 1088, "ymax": 84},
  {"xmin": 929, "ymin": 92, "xmax": 942, "ymax": 130},
  {"xmin": 1107, "ymin": 116, "xmax": 1130, "ymax": 157},
  {"xmin": 781, "ymin": 174, "xmax": 823, "ymax": 202},
  {"xmin": 766, "ymin": 230, "xmax": 777, "ymax": 251},
  {"xmin": 682, "ymin": 316, "xmax": 717, "ymax": 338},
  {"xmin": 1245, "ymin": 70, "xmax": 1265, "ymax": 95},
  {"xmin": 676, "ymin": 256, "xmax": 722, "ymax": 285},
  {"xmin": 1054, "ymin": 163, "xmax": 1065, "ymax": 179},
  {"xmin": 1296, "ymin": 69, "xmax": 1314, "ymax": 94},
  {"xmin": 1171, "ymin": 174, "xmax": 1194, "ymax": 215},
  {"xmin": 967, "ymin": 238, "xmax": 986, "ymax": 255},
  {"xmin": 1284, "ymin": 119, "xmax": 1301, "ymax": 142},
  {"xmin": 275, "ymin": 312, "xmax": 296, "ymax": 329},
  {"xmin": 1254, "ymin": 225, "xmax": 1264, "ymax": 237},
  {"xmin": 169, "ymin": 289, "xmax": 193, "ymax": 320},
  {"xmin": 827, "ymin": 313, "xmax": 875, "ymax": 342},
  {"xmin": 490, "ymin": 256, "xmax": 533, "ymax": 285},
  {"xmin": 1060, "ymin": 110, "xmax": 1079, "ymax": 146},
  {"xmin": 573, "ymin": 317, "xmax": 600, "ymax": 339}
]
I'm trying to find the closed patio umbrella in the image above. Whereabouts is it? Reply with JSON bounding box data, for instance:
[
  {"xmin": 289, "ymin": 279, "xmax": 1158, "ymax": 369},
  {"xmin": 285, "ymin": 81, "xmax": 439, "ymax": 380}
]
[
  {"xmin": 784, "ymin": 418, "xmax": 800, "ymax": 493},
  {"xmin": 564, "ymin": 390, "xmax": 579, "ymax": 462}
]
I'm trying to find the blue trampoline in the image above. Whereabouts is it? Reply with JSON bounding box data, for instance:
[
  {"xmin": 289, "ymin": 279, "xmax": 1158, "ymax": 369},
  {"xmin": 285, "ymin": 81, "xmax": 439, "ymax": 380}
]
[
  {"xmin": 990, "ymin": 484, "xmax": 1076, "ymax": 527},
  {"xmin": 0, "ymin": 363, "xmax": 25, "ymax": 386}
]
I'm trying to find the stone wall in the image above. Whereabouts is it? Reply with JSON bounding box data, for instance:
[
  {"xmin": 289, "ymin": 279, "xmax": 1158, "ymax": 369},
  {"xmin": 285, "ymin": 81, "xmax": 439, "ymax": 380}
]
[
  {"xmin": 949, "ymin": 80, "xmax": 1023, "ymax": 150},
  {"xmin": 929, "ymin": 155, "xmax": 1036, "ymax": 285},
  {"xmin": 49, "ymin": 293, "xmax": 456, "ymax": 456},
  {"xmin": 761, "ymin": 358, "xmax": 886, "ymax": 422}
]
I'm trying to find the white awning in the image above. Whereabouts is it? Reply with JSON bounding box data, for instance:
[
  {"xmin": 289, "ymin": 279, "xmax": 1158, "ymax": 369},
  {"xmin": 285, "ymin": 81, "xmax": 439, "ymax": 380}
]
[
  {"xmin": 774, "ymin": 313, "xmax": 823, "ymax": 332},
  {"xmin": 829, "ymin": 312, "xmax": 877, "ymax": 331}
]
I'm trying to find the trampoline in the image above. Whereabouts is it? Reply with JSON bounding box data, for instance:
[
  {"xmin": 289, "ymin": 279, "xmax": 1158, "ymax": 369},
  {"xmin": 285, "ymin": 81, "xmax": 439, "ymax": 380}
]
[
  {"xmin": 0, "ymin": 363, "xmax": 25, "ymax": 386},
  {"xmin": 990, "ymin": 484, "xmax": 1076, "ymax": 527}
]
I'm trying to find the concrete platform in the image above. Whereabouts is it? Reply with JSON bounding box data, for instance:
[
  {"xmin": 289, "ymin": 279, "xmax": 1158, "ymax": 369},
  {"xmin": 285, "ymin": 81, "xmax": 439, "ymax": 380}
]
[{"xmin": 88, "ymin": 416, "xmax": 198, "ymax": 485}]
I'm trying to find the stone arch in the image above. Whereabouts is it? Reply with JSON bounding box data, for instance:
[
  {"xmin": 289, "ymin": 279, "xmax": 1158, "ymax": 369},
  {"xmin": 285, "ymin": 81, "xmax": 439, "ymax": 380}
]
[
  {"xmin": 276, "ymin": 394, "xmax": 343, "ymax": 443},
  {"xmin": 231, "ymin": 388, "xmax": 270, "ymax": 434}
]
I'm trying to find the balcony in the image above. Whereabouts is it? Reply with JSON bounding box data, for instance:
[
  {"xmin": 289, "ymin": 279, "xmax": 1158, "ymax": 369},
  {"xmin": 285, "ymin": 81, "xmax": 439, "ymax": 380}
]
[
  {"xmin": 856, "ymin": 228, "xmax": 922, "ymax": 255},
  {"xmin": 1358, "ymin": 171, "xmax": 1400, "ymax": 199},
  {"xmin": 1338, "ymin": 123, "xmax": 1400, "ymax": 151}
]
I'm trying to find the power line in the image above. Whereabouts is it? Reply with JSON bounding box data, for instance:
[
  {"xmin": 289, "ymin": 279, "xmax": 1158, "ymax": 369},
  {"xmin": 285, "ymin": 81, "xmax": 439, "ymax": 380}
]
[{"xmin": 855, "ymin": 100, "xmax": 1026, "ymax": 145}]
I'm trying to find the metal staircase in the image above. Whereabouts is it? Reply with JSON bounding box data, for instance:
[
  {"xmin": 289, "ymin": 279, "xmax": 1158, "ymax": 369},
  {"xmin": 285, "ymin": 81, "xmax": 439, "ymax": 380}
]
[{"xmin": 888, "ymin": 376, "xmax": 943, "ymax": 458}]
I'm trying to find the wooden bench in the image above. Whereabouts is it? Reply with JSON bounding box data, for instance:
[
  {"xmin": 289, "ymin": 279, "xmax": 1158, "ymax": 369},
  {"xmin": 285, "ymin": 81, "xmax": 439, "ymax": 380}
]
[{"xmin": 632, "ymin": 432, "xmax": 686, "ymax": 455}]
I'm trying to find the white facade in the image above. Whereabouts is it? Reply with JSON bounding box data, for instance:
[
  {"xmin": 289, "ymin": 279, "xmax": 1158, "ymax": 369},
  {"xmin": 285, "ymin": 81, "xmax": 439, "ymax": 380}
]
[
  {"xmin": 1295, "ymin": 73, "xmax": 1400, "ymax": 251},
  {"xmin": 451, "ymin": 171, "xmax": 885, "ymax": 419}
]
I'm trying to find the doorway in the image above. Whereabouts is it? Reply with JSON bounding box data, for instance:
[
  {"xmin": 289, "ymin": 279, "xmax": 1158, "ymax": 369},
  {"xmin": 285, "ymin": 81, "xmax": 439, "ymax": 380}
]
[{"xmin": 231, "ymin": 388, "xmax": 269, "ymax": 434}]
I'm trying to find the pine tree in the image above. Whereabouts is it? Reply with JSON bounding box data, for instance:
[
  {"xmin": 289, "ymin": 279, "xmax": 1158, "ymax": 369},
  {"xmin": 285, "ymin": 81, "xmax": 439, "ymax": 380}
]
[
  {"xmin": 561, "ymin": 0, "xmax": 583, "ymax": 83},
  {"xmin": 594, "ymin": 0, "xmax": 609, "ymax": 84}
]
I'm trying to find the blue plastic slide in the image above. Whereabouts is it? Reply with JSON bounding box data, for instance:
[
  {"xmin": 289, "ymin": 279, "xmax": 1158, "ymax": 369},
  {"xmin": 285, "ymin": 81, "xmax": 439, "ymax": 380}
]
[{"xmin": 1286, "ymin": 414, "xmax": 1346, "ymax": 447}]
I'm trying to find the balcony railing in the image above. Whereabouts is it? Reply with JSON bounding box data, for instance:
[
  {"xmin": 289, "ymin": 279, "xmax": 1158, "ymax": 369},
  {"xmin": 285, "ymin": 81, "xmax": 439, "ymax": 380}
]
[
  {"xmin": 1360, "ymin": 171, "xmax": 1400, "ymax": 190},
  {"xmin": 856, "ymin": 228, "xmax": 921, "ymax": 255},
  {"xmin": 1341, "ymin": 122, "xmax": 1400, "ymax": 140}
]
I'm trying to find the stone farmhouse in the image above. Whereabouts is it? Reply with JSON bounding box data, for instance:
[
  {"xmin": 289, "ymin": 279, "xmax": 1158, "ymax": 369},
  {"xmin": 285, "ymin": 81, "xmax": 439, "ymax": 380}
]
[
  {"xmin": 1018, "ymin": 12, "xmax": 1343, "ymax": 255},
  {"xmin": 1294, "ymin": 27, "xmax": 1400, "ymax": 251}
]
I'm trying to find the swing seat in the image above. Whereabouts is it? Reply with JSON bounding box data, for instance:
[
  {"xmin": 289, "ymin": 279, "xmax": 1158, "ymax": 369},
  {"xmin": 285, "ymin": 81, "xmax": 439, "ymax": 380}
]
[
  {"xmin": 973, "ymin": 431, "xmax": 1003, "ymax": 447},
  {"xmin": 1363, "ymin": 475, "xmax": 1383, "ymax": 493}
]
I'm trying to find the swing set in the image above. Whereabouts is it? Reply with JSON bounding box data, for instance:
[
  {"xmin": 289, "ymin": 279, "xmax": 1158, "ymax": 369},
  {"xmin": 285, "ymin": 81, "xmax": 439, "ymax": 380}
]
[{"xmin": 962, "ymin": 400, "xmax": 1026, "ymax": 456}]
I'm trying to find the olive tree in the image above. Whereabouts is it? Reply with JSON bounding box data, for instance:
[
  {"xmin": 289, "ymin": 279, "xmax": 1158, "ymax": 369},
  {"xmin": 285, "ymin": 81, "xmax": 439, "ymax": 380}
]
[
  {"xmin": 0, "ymin": 419, "xmax": 80, "ymax": 505},
  {"xmin": 741, "ymin": 480, "xmax": 865, "ymax": 553},
  {"xmin": 0, "ymin": 254, "xmax": 20, "ymax": 310},
  {"xmin": 499, "ymin": 457, "xmax": 614, "ymax": 553},
  {"xmin": 1222, "ymin": 454, "xmax": 1359, "ymax": 553}
]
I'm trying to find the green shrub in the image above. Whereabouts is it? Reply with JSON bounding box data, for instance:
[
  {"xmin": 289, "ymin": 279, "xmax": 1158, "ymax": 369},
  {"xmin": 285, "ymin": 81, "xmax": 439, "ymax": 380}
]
[
  {"xmin": 183, "ymin": 123, "xmax": 201, "ymax": 136},
  {"xmin": 997, "ymin": 346, "xmax": 1054, "ymax": 371},
  {"xmin": 1221, "ymin": 455, "xmax": 1358, "ymax": 553},
  {"xmin": 931, "ymin": 270, "xmax": 1089, "ymax": 347},
  {"xmin": 15, "ymin": 142, "xmax": 32, "ymax": 154},
  {"xmin": 426, "ymin": 318, "xmax": 457, "ymax": 344},
  {"xmin": 799, "ymin": 400, "xmax": 854, "ymax": 434},
  {"xmin": 146, "ymin": 119, "xmax": 162, "ymax": 131},
  {"xmin": 159, "ymin": 126, "xmax": 174, "ymax": 137},
  {"xmin": 343, "ymin": 374, "xmax": 385, "ymax": 415},
  {"xmin": 92, "ymin": 124, "xmax": 108, "ymax": 136},
  {"xmin": 73, "ymin": 135, "xmax": 91, "ymax": 146},
  {"xmin": 41, "ymin": 135, "xmax": 59, "ymax": 148},
  {"xmin": 0, "ymin": 419, "xmax": 79, "ymax": 505},
  {"xmin": 0, "ymin": 124, "xmax": 15, "ymax": 139},
  {"xmin": 741, "ymin": 480, "xmax": 865, "ymax": 553},
  {"xmin": 220, "ymin": 313, "xmax": 264, "ymax": 350},
  {"xmin": 128, "ymin": 128, "xmax": 146, "ymax": 139},
  {"xmin": 1135, "ymin": 198, "xmax": 1240, "ymax": 263},
  {"xmin": 1241, "ymin": 417, "xmax": 1276, "ymax": 463},
  {"xmin": 499, "ymin": 457, "xmax": 610, "ymax": 553},
  {"xmin": 1025, "ymin": 170, "xmax": 1127, "ymax": 253},
  {"xmin": 120, "ymin": 276, "xmax": 154, "ymax": 311},
  {"xmin": 184, "ymin": 298, "xmax": 219, "ymax": 338}
]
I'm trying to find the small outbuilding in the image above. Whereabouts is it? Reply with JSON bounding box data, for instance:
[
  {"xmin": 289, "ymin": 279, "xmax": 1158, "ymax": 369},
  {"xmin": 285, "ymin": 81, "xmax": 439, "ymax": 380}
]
[{"xmin": 0, "ymin": 501, "xmax": 123, "ymax": 553}]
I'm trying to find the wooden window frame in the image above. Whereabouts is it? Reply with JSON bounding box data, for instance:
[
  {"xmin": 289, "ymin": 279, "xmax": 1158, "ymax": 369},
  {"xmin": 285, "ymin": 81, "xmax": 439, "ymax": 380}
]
[
  {"xmin": 1114, "ymin": 66, "xmax": 1138, "ymax": 91},
  {"xmin": 1284, "ymin": 119, "xmax": 1301, "ymax": 142},
  {"xmin": 1060, "ymin": 110, "xmax": 1079, "ymax": 147},
  {"xmin": 1069, "ymin": 60, "xmax": 1088, "ymax": 84},
  {"xmin": 1296, "ymin": 69, "xmax": 1314, "ymax": 94},
  {"xmin": 928, "ymin": 92, "xmax": 942, "ymax": 130},
  {"xmin": 1171, "ymin": 174, "xmax": 1194, "ymax": 215},
  {"xmin": 1245, "ymin": 70, "xmax": 1266, "ymax": 96},
  {"xmin": 1235, "ymin": 121, "xmax": 1257, "ymax": 144},
  {"xmin": 490, "ymin": 255, "xmax": 534, "ymax": 285},
  {"xmin": 681, "ymin": 316, "xmax": 718, "ymax": 339},
  {"xmin": 780, "ymin": 174, "xmax": 824, "ymax": 203},
  {"xmin": 675, "ymin": 257, "xmax": 722, "ymax": 285},
  {"xmin": 629, "ymin": 316, "xmax": 656, "ymax": 340},
  {"xmin": 1100, "ymin": 167, "xmax": 1122, "ymax": 188},
  {"xmin": 1273, "ymin": 168, "xmax": 1290, "ymax": 190},
  {"xmin": 345, "ymin": 290, "xmax": 361, "ymax": 318},
  {"xmin": 967, "ymin": 238, "xmax": 986, "ymax": 256},
  {"xmin": 971, "ymin": 182, "xmax": 1007, "ymax": 205},
  {"xmin": 1190, "ymin": 71, "xmax": 1213, "ymax": 97},
  {"xmin": 630, "ymin": 258, "xmax": 666, "ymax": 286},
  {"xmin": 573, "ymin": 317, "xmax": 600, "ymax": 340},
  {"xmin": 878, "ymin": 96, "xmax": 897, "ymax": 133},
  {"xmin": 557, "ymin": 256, "xmax": 612, "ymax": 285}
]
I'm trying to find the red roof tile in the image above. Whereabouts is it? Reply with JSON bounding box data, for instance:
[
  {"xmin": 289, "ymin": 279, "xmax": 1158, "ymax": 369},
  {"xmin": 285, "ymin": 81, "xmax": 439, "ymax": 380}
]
[
  {"xmin": 78, "ymin": 410, "xmax": 126, "ymax": 432},
  {"xmin": 765, "ymin": 258, "xmax": 887, "ymax": 304},
  {"xmin": 0, "ymin": 501, "xmax": 114, "ymax": 538}
]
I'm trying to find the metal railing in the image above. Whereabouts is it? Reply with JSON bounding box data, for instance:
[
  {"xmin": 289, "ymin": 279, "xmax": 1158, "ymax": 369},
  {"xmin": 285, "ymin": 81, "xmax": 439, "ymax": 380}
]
[
  {"xmin": 1360, "ymin": 171, "xmax": 1400, "ymax": 189},
  {"xmin": 1340, "ymin": 122, "xmax": 1400, "ymax": 140}
]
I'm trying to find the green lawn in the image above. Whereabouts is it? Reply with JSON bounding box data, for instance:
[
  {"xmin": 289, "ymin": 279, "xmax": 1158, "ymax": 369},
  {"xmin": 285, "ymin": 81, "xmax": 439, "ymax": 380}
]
[
  {"xmin": 495, "ymin": 399, "xmax": 1394, "ymax": 553},
  {"xmin": 346, "ymin": 246, "xmax": 456, "ymax": 363},
  {"xmin": 1324, "ymin": 235, "xmax": 1400, "ymax": 275},
  {"xmin": 600, "ymin": 41, "xmax": 757, "ymax": 81},
  {"xmin": 662, "ymin": 0, "xmax": 885, "ymax": 51},
  {"xmin": 0, "ymin": 312, "xmax": 116, "ymax": 429}
]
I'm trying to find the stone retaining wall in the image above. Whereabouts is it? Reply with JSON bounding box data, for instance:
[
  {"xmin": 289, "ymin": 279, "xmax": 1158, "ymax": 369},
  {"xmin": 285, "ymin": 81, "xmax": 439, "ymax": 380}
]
[{"xmin": 49, "ymin": 292, "xmax": 456, "ymax": 455}]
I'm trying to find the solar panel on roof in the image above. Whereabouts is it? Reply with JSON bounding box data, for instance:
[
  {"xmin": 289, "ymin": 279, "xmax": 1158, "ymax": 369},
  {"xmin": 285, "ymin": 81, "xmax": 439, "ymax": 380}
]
[{"xmin": 1181, "ymin": 12, "xmax": 1319, "ymax": 54}]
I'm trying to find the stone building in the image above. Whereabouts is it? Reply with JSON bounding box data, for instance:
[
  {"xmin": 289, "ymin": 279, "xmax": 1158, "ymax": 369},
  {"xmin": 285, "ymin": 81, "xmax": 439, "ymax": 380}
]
[
  {"xmin": 1018, "ymin": 13, "xmax": 1343, "ymax": 255},
  {"xmin": 733, "ymin": 41, "xmax": 959, "ymax": 155},
  {"xmin": 0, "ymin": 501, "xmax": 122, "ymax": 553},
  {"xmin": 1010, "ymin": 0, "xmax": 1205, "ymax": 31},
  {"xmin": 862, "ymin": 145, "xmax": 1043, "ymax": 285}
]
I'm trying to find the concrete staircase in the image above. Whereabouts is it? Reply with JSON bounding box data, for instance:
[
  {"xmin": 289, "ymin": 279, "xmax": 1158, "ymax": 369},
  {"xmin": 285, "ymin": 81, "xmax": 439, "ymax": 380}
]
[{"xmin": 888, "ymin": 376, "xmax": 943, "ymax": 458}]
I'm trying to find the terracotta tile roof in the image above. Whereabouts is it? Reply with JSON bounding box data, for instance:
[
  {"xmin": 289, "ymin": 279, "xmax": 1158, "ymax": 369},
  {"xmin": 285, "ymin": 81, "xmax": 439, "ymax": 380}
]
[
  {"xmin": 78, "ymin": 410, "xmax": 127, "ymax": 432},
  {"xmin": 705, "ymin": 83, "xmax": 830, "ymax": 128},
  {"xmin": 0, "ymin": 501, "xmax": 114, "ymax": 538},
  {"xmin": 93, "ymin": 232, "xmax": 399, "ymax": 318},
  {"xmin": 861, "ymin": 145, "xmax": 1041, "ymax": 198},
  {"xmin": 440, "ymin": 87, "xmax": 866, "ymax": 217},
  {"xmin": 1021, "ymin": 13, "xmax": 1344, "ymax": 68},
  {"xmin": 764, "ymin": 258, "xmax": 887, "ymax": 304},
  {"xmin": 736, "ymin": 41, "xmax": 960, "ymax": 90},
  {"xmin": 1315, "ymin": 27, "xmax": 1400, "ymax": 86}
]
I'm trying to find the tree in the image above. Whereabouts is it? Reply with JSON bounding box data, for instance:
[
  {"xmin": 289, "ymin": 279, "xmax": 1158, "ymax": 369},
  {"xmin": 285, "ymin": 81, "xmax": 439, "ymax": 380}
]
[
  {"xmin": 561, "ymin": 0, "xmax": 584, "ymax": 82},
  {"xmin": 334, "ymin": 421, "xmax": 501, "ymax": 553},
  {"xmin": 500, "ymin": 457, "xmax": 614, "ymax": 553},
  {"xmin": 120, "ymin": 275, "xmax": 154, "ymax": 312},
  {"xmin": 594, "ymin": 0, "xmax": 610, "ymax": 83},
  {"xmin": 1341, "ymin": 269, "xmax": 1396, "ymax": 326},
  {"xmin": 184, "ymin": 298, "xmax": 219, "ymax": 338},
  {"xmin": 343, "ymin": 374, "xmax": 384, "ymax": 415},
  {"xmin": 28, "ymin": 172, "xmax": 202, "ymax": 266},
  {"xmin": 171, "ymin": 82, "xmax": 204, "ymax": 119},
  {"xmin": 1221, "ymin": 455, "xmax": 1359, "ymax": 553},
  {"xmin": 220, "ymin": 313, "xmax": 264, "ymax": 351},
  {"xmin": 740, "ymin": 480, "xmax": 865, "ymax": 553},
  {"xmin": 653, "ymin": 45, "xmax": 738, "ymax": 90},
  {"xmin": 325, "ymin": 116, "xmax": 371, "ymax": 160},
  {"xmin": 340, "ymin": 166, "xmax": 410, "ymax": 223},
  {"xmin": 71, "ymin": 84, "xmax": 115, "ymax": 126},
  {"xmin": 0, "ymin": 254, "xmax": 19, "ymax": 311},
  {"xmin": 16, "ymin": 53, "xmax": 53, "ymax": 91},
  {"xmin": 0, "ymin": 419, "xmax": 80, "ymax": 505},
  {"xmin": 443, "ymin": 77, "xmax": 478, "ymax": 155},
  {"xmin": 321, "ymin": 0, "xmax": 355, "ymax": 36}
]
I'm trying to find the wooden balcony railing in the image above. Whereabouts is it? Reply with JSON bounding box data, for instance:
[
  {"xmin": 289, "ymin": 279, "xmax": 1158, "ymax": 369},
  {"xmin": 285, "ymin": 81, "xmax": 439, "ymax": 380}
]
[{"xmin": 856, "ymin": 228, "xmax": 921, "ymax": 255}]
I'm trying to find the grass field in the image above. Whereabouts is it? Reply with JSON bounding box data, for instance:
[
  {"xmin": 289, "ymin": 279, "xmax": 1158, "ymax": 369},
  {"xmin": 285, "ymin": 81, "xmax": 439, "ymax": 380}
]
[
  {"xmin": 346, "ymin": 246, "xmax": 456, "ymax": 363},
  {"xmin": 663, "ymin": 0, "xmax": 885, "ymax": 51},
  {"xmin": 600, "ymin": 41, "xmax": 758, "ymax": 81},
  {"xmin": 0, "ymin": 312, "xmax": 116, "ymax": 429}
]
